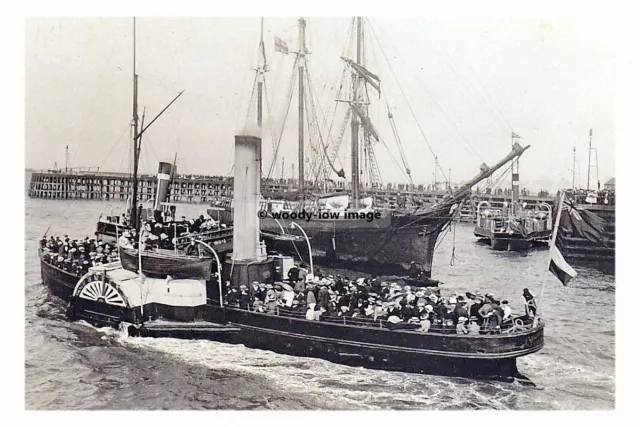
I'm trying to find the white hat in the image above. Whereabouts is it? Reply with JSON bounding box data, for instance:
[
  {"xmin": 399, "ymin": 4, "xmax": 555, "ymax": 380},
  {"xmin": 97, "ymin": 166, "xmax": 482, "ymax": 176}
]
[{"xmin": 387, "ymin": 315, "xmax": 401, "ymax": 324}]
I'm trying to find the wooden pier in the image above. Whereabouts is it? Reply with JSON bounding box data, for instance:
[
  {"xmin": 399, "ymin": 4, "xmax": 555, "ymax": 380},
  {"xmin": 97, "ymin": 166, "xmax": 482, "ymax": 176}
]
[{"xmin": 27, "ymin": 169, "xmax": 557, "ymax": 215}]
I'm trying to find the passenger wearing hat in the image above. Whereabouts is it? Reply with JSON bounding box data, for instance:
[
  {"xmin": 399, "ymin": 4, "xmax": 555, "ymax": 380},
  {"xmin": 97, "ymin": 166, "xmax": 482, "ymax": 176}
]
[
  {"xmin": 318, "ymin": 285, "xmax": 330, "ymax": 312},
  {"xmin": 265, "ymin": 284, "xmax": 277, "ymax": 313},
  {"xmin": 239, "ymin": 285, "xmax": 251, "ymax": 310},
  {"xmin": 418, "ymin": 312, "xmax": 431, "ymax": 332},
  {"xmin": 373, "ymin": 300, "xmax": 386, "ymax": 321},
  {"xmin": 469, "ymin": 296, "xmax": 483, "ymax": 319},
  {"xmin": 251, "ymin": 281, "xmax": 260, "ymax": 299},
  {"xmin": 456, "ymin": 317, "xmax": 469, "ymax": 335},
  {"xmin": 306, "ymin": 286, "xmax": 317, "ymax": 308},
  {"xmin": 256, "ymin": 283, "xmax": 267, "ymax": 302},
  {"xmin": 452, "ymin": 299, "xmax": 468, "ymax": 324},
  {"xmin": 364, "ymin": 300, "xmax": 375, "ymax": 317},
  {"xmin": 225, "ymin": 286, "xmax": 240, "ymax": 307},
  {"xmin": 252, "ymin": 297, "xmax": 265, "ymax": 313},
  {"xmin": 501, "ymin": 300, "xmax": 512, "ymax": 322},
  {"xmin": 468, "ymin": 317, "xmax": 481, "ymax": 335}
]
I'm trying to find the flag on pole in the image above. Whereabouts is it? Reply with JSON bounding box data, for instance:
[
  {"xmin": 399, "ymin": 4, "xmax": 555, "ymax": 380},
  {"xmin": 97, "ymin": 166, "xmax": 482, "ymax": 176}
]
[
  {"xmin": 511, "ymin": 131, "xmax": 521, "ymax": 139},
  {"xmin": 274, "ymin": 36, "xmax": 289, "ymax": 54},
  {"xmin": 549, "ymin": 244, "xmax": 577, "ymax": 285}
]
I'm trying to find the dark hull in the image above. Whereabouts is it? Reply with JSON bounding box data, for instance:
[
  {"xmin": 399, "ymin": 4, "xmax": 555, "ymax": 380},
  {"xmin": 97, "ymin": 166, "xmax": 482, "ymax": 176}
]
[
  {"xmin": 39, "ymin": 253, "xmax": 81, "ymax": 301},
  {"xmin": 243, "ymin": 202, "xmax": 457, "ymax": 277},
  {"xmin": 202, "ymin": 306, "xmax": 543, "ymax": 380},
  {"xmin": 474, "ymin": 226, "xmax": 551, "ymax": 251},
  {"xmin": 119, "ymin": 246, "xmax": 213, "ymax": 279}
]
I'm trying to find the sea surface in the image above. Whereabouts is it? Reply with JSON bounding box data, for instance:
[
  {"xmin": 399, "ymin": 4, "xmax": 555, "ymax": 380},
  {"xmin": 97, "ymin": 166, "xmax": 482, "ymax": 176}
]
[{"xmin": 24, "ymin": 198, "xmax": 615, "ymax": 410}]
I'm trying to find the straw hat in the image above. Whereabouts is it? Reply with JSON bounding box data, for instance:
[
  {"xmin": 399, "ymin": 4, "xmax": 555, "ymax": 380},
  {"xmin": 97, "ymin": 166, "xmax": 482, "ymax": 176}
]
[{"xmin": 387, "ymin": 315, "xmax": 401, "ymax": 324}]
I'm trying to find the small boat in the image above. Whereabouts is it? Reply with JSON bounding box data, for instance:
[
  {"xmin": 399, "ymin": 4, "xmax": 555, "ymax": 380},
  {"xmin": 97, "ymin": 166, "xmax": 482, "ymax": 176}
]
[{"xmin": 118, "ymin": 246, "xmax": 214, "ymax": 280}]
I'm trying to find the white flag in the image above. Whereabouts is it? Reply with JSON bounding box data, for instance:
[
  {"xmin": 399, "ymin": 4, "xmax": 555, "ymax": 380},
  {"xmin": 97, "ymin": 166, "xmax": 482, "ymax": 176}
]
[{"xmin": 274, "ymin": 36, "xmax": 289, "ymax": 54}]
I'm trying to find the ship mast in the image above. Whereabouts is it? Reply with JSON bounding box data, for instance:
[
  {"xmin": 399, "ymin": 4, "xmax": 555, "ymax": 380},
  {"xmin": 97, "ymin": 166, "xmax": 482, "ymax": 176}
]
[
  {"xmin": 572, "ymin": 146, "xmax": 576, "ymax": 190},
  {"xmin": 510, "ymin": 131, "xmax": 520, "ymax": 215},
  {"xmin": 587, "ymin": 128, "xmax": 593, "ymax": 191},
  {"xmin": 351, "ymin": 17, "xmax": 363, "ymax": 209},
  {"xmin": 297, "ymin": 18, "xmax": 307, "ymax": 192},
  {"xmin": 257, "ymin": 18, "xmax": 266, "ymax": 127},
  {"xmin": 130, "ymin": 17, "xmax": 140, "ymax": 231}
]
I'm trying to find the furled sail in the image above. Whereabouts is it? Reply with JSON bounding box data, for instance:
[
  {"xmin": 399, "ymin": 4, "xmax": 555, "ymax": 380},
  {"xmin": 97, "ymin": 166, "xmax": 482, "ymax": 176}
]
[
  {"xmin": 353, "ymin": 105, "xmax": 380, "ymax": 141},
  {"xmin": 341, "ymin": 56, "xmax": 381, "ymax": 94}
]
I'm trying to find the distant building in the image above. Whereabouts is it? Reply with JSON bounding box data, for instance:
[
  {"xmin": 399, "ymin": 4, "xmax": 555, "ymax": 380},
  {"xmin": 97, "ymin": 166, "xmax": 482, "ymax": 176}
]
[{"xmin": 604, "ymin": 177, "xmax": 615, "ymax": 191}]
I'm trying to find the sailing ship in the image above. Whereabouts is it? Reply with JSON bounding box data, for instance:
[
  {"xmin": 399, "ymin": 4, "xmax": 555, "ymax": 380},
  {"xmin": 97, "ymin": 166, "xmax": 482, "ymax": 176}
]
[
  {"xmin": 216, "ymin": 17, "xmax": 530, "ymax": 277},
  {"xmin": 473, "ymin": 132, "xmax": 553, "ymax": 250}
]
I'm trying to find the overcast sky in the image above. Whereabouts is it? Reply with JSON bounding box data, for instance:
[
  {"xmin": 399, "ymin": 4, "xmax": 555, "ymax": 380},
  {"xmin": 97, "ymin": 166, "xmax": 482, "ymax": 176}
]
[{"xmin": 25, "ymin": 15, "xmax": 615, "ymax": 192}]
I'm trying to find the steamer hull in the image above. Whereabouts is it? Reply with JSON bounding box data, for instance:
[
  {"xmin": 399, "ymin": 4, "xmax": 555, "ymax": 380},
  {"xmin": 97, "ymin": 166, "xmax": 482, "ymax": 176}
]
[
  {"xmin": 204, "ymin": 306, "xmax": 544, "ymax": 379},
  {"xmin": 39, "ymin": 251, "xmax": 82, "ymax": 301}
]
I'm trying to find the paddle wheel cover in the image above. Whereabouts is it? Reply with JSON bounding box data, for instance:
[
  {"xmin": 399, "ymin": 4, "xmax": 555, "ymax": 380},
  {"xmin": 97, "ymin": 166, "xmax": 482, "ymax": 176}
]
[{"xmin": 73, "ymin": 273, "xmax": 130, "ymax": 307}]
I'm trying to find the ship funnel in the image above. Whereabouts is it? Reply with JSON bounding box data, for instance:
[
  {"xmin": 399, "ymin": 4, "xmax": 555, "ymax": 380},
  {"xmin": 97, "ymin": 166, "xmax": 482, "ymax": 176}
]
[
  {"xmin": 153, "ymin": 161, "xmax": 173, "ymax": 211},
  {"xmin": 232, "ymin": 134, "xmax": 267, "ymax": 262}
]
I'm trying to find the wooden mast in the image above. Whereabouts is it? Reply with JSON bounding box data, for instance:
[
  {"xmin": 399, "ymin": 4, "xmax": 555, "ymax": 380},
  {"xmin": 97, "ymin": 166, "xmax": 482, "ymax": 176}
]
[
  {"xmin": 297, "ymin": 18, "xmax": 307, "ymax": 193},
  {"xmin": 511, "ymin": 131, "xmax": 520, "ymax": 215},
  {"xmin": 351, "ymin": 17, "xmax": 363, "ymax": 208},
  {"xmin": 257, "ymin": 17, "xmax": 266, "ymax": 127},
  {"xmin": 572, "ymin": 146, "xmax": 576, "ymax": 190},
  {"xmin": 130, "ymin": 17, "xmax": 140, "ymax": 231},
  {"xmin": 587, "ymin": 128, "xmax": 593, "ymax": 190}
]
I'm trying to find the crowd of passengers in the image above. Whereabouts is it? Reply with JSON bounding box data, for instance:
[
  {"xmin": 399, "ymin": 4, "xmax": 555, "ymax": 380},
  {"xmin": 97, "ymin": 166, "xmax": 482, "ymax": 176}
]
[
  {"xmin": 225, "ymin": 264, "xmax": 538, "ymax": 335},
  {"xmin": 40, "ymin": 235, "xmax": 120, "ymax": 276},
  {"xmin": 565, "ymin": 188, "xmax": 615, "ymax": 206},
  {"xmin": 118, "ymin": 214, "xmax": 228, "ymax": 251}
]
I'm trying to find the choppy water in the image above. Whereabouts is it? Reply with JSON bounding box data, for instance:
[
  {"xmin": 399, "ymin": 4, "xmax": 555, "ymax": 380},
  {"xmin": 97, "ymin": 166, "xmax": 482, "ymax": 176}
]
[{"xmin": 25, "ymin": 198, "xmax": 615, "ymax": 409}]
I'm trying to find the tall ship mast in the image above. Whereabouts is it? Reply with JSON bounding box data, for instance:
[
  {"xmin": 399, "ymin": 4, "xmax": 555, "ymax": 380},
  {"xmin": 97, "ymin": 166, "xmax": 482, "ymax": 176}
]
[{"xmin": 218, "ymin": 17, "xmax": 533, "ymax": 277}]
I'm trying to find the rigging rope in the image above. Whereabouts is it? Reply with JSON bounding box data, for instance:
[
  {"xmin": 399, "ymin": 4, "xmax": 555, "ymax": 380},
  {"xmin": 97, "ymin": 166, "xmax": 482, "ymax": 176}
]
[
  {"xmin": 450, "ymin": 221, "xmax": 459, "ymax": 266},
  {"xmin": 367, "ymin": 23, "xmax": 449, "ymax": 181},
  {"xmin": 369, "ymin": 21, "xmax": 486, "ymax": 165},
  {"xmin": 267, "ymin": 61, "xmax": 299, "ymax": 178}
]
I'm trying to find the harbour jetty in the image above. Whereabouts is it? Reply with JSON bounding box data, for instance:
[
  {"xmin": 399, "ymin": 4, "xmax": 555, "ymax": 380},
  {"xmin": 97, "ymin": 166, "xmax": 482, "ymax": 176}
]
[{"xmin": 27, "ymin": 169, "xmax": 555, "ymax": 218}]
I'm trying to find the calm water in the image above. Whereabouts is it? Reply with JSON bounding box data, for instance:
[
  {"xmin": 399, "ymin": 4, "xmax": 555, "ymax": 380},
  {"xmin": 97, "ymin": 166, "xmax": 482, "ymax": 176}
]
[{"xmin": 24, "ymin": 198, "xmax": 615, "ymax": 410}]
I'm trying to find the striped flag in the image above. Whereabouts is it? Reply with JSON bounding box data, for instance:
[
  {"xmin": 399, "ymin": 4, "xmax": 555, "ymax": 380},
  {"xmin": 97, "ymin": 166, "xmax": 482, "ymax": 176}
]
[
  {"xmin": 549, "ymin": 244, "xmax": 577, "ymax": 285},
  {"xmin": 511, "ymin": 131, "xmax": 521, "ymax": 139}
]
